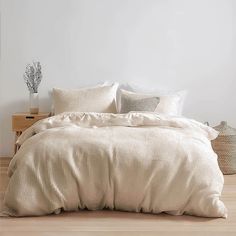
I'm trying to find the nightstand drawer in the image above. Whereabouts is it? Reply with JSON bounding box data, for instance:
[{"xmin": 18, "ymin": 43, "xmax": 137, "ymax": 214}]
[{"xmin": 12, "ymin": 113, "xmax": 50, "ymax": 132}]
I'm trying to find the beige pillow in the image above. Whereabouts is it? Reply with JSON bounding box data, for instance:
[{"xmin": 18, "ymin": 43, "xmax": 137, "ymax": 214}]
[{"xmin": 53, "ymin": 83, "xmax": 118, "ymax": 115}]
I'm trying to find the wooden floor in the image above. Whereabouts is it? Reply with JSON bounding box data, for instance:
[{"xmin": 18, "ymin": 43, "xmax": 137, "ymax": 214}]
[{"xmin": 0, "ymin": 157, "xmax": 236, "ymax": 236}]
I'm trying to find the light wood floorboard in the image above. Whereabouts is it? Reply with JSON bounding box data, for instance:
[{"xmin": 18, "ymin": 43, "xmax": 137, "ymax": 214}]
[{"xmin": 0, "ymin": 157, "xmax": 236, "ymax": 236}]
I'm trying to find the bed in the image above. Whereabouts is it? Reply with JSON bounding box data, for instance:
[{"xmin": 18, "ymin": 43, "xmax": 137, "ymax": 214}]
[{"xmin": 1, "ymin": 84, "xmax": 227, "ymax": 218}]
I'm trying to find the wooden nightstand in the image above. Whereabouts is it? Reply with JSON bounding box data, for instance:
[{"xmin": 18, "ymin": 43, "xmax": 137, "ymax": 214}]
[{"xmin": 12, "ymin": 112, "xmax": 50, "ymax": 153}]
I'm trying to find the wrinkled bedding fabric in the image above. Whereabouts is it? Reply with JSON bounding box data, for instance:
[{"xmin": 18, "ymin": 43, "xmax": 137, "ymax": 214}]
[{"xmin": 2, "ymin": 112, "xmax": 227, "ymax": 217}]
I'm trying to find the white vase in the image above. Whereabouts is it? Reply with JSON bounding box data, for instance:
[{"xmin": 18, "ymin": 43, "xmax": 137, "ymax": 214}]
[{"xmin": 29, "ymin": 93, "xmax": 39, "ymax": 114}]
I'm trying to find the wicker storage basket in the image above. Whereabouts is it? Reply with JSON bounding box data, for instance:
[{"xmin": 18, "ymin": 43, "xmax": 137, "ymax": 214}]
[{"xmin": 212, "ymin": 121, "xmax": 236, "ymax": 175}]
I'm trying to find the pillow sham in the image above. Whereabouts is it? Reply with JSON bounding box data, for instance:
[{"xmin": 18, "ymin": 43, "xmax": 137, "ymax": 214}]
[
  {"xmin": 53, "ymin": 83, "xmax": 118, "ymax": 115},
  {"xmin": 120, "ymin": 89, "xmax": 160, "ymax": 113},
  {"xmin": 119, "ymin": 89, "xmax": 186, "ymax": 116},
  {"xmin": 155, "ymin": 91, "xmax": 185, "ymax": 116}
]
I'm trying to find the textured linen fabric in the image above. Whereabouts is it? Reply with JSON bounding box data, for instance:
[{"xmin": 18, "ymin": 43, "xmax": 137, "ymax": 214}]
[
  {"xmin": 53, "ymin": 83, "xmax": 118, "ymax": 114},
  {"xmin": 118, "ymin": 89, "xmax": 186, "ymax": 116},
  {"xmin": 120, "ymin": 90, "xmax": 160, "ymax": 113},
  {"xmin": 2, "ymin": 112, "xmax": 227, "ymax": 218}
]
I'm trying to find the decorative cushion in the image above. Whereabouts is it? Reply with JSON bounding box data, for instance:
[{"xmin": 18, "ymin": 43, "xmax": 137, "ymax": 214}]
[
  {"xmin": 120, "ymin": 89, "xmax": 160, "ymax": 113},
  {"xmin": 119, "ymin": 89, "xmax": 186, "ymax": 116}
]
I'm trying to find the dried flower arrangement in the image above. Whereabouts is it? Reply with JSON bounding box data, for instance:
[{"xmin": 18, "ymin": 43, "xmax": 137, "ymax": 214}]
[{"xmin": 23, "ymin": 62, "xmax": 42, "ymax": 93}]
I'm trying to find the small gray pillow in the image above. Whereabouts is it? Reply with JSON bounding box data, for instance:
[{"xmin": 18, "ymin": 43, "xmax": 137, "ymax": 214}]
[{"xmin": 120, "ymin": 90, "xmax": 160, "ymax": 113}]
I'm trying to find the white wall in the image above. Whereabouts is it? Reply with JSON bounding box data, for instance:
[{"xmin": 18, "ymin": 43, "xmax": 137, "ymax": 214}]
[{"xmin": 0, "ymin": 0, "xmax": 235, "ymax": 157}]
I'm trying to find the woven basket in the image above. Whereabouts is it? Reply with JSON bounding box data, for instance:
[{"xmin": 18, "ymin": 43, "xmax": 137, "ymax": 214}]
[{"xmin": 211, "ymin": 121, "xmax": 236, "ymax": 175}]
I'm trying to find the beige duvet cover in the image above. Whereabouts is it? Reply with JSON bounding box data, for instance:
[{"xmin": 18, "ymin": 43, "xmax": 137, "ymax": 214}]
[{"xmin": 1, "ymin": 112, "xmax": 227, "ymax": 217}]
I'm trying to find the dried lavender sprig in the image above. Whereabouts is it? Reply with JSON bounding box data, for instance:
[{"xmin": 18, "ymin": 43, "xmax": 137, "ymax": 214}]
[{"xmin": 23, "ymin": 62, "xmax": 42, "ymax": 93}]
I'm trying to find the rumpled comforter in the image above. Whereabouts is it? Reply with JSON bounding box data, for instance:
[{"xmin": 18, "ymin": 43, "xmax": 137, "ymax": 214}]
[{"xmin": 2, "ymin": 112, "xmax": 227, "ymax": 217}]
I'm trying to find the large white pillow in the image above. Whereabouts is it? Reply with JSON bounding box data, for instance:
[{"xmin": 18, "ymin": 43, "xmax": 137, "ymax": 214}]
[
  {"xmin": 53, "ymin": 83, "xmax": 118, "ymax": 115},
  {"xmin": 118, "ymin": 88, "xmax": 186, "ymax": 116},
  {"xmin": 154, "ymin": 91, "xmax": 186, "ymax": 116}
]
